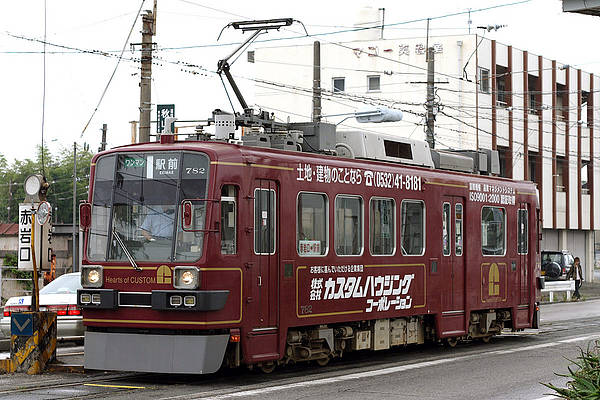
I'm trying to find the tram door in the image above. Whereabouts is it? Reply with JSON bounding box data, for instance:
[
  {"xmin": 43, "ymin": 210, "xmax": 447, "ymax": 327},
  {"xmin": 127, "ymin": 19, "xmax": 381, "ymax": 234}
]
[
  {"xmin": 518, "ymin": 203, "xmax": 530, "ymax": 304},
  {"xmin": 253, "ymin": 179, "xmax": 279, "ymax": 328},
  {"xmin": 441, "ymin": 197, "xmax": 465, "ymax": 312}
]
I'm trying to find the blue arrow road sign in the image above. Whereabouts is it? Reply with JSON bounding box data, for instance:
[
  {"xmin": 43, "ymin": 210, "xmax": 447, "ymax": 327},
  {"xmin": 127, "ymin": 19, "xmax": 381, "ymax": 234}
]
[{"xmin": 11, "ymin": 313, "xmax": 33, "ymax": 336}]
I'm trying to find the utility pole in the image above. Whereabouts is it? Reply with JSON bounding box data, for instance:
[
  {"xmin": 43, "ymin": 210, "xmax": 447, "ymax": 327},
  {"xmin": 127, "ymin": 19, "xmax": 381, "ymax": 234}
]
[
  {"xmin": 72, "ymin": 142, "xmax": 77, "ymax": 272},
  {"xmin": 99, "ymin": 124, "xmax": 107, "ymax": 152},
  {"xmin": 425, "ymin": 46, "xmax": 436, "ymax": 149},
  {"xmin": 312, "ymin": 41, "xmax": 321, "ymax": 123},
  {"xmin": 379, "ymin": 8, "xmax": 385, "ymax": 39},
  {"xmin": 7, "ymin": 179, "xmax": 12, "ymax": 221},
  {"xmin": 138, "ymin": 1, "xmax": 157, "ymax": 143}
]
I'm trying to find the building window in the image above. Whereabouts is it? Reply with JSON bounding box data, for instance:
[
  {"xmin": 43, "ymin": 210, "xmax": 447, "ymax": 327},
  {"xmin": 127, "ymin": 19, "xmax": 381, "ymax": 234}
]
[
  {"xmin": 367, "ymin": 75, "xmax": 380, "ymax": 92},
  {"xmin": 254, "ymin": 188, "xmax": 275, "ymax": 255},
  {"xmin": 335, "ymin": 195, "xmax": 363, "ymax": 256},
  {"xmin": 582, "ymin": 161, "xmax": 590, "ymax": 194},
  {"xmin": 556, "ymin": 83, "xmax": 567, "ymax": 120},
  {"xmin": 247, "ymin": 51, "xmax": 255, "ymax": 63},
  {"xmin": 442, "ymin": 203, "xmax": 451, "ymax": 256},
  {"xmin": 401, "ymin": 200, "xmax": 425, "ymax": 256},
  {"xmin": 556, "ymin": 157, "xmax": 566, "ymax": 192},
  {"xmin": 370, "ymin": 198, "xmax": 395, "ymax": 255},
  {"xmin": 220, "ymin": 185, "xmax": 237, "ymax": 255},
  {"xmin": 333, "ymin": 77, "xmax": 345, "ymax": 93},
  {"xmin": 497, "ymin": 146, "xmax": 509, "ymax": 178},
  {"xmin": 528, "ymin": 151, "xmax": 538, "ymax": 184},
  {"xmin": 528, "ymin": 74, "xmax": 540, "ymax": 114},
  {"xmin": 481, "ymin": 206, "xmax": 506, "ymax": 256},
  {"xmin": 496, "ymin": 65, "xmax": 508, "ymax": 107},
  {"xmin": 297, "ymin": 192, "xmax": 328, "ymax": 256},
  {"xmin": 479, "ymin": 67, "xmax": 490, "ymax": 93},
  {"xmin": 517, "ymin": 209, "xmax": 528, "ymax": 255}
]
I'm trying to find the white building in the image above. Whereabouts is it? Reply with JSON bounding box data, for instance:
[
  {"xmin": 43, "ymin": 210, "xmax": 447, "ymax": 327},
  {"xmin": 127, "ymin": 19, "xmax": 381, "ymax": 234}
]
[{"xmin": 246, "ymin": 29, "xmax": 600, "ymax": 277}]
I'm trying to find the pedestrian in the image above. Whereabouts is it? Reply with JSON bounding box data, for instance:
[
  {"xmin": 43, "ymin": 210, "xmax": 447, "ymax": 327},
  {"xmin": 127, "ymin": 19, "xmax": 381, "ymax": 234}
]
[{"xmin": 567, "ymin": 256, "xmax": 584, "ymax": 300}]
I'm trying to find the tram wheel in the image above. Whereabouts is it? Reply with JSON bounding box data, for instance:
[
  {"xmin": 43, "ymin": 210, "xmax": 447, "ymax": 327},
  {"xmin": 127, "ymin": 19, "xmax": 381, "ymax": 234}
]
[
  {"xmin": 316, "ymin": 356, "xmax": 330, "ymax": 367},
  {"xmin": 259, "ymin": 362, "xmax": 276, "ymax": 373},
  {"xmin": 481, "ymin": 335, "xmax": 492, "ymax": 344},
  {"xmin": 446, "ymin": 337, "xmax": 459, "ymax": 347}
]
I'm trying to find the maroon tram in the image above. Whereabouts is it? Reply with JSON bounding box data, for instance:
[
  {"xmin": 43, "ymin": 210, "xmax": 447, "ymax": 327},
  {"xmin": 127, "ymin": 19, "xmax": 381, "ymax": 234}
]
[{"xmin": 78, "ymin": 127, "xmax": 541, "ymax": 374}]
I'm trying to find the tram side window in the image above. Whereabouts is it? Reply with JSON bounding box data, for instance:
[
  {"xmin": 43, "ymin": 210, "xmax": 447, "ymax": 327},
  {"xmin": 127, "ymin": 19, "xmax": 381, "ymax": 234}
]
[
  {"xmin": 297, "ymin": 193, "xmax": 328, "ymax": 256},
  {"xmin": 455, "ymin": 203, "xmax": 463, "ymax": 256},
  {"xmin": 370, "ymin": 198, "xmax": 395, "ymax": 255},
  {"xmin": 335, "ymin": 196, "xmax": 363, "ymax": 256},
  {"xmin": 221, "ymin": 186, "xmax": 237, "ymax": 255},
  {"xmin": 517, "ymin": 209, "xmax": 528, "ymax": 255},
  {"xmin": 401, "ymin": 200, "xmax": 425, "ymax": 256},
  {"xmin": 254, "ymin": 188, "xmax": 276, "ymax": 255},
  {"xmin": 87, "ymin": 155, "xmax": 115, "ymax": 260},
  {"xmin": 481, "ymin": 206, "xmax": 506, "ymax": 256},
  {"xmin": 442, "ymin": 203, "xmax": 450, "ymax": 256}
]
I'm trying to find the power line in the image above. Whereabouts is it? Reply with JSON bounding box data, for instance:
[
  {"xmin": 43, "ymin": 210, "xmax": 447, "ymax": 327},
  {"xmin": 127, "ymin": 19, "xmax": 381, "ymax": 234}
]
[{"xmin": 80, "ymin": 0, "xmax": 147, "ymax": 138}]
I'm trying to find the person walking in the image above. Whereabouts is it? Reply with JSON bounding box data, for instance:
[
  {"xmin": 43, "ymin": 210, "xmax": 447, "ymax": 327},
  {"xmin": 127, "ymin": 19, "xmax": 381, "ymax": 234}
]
[{"xmin": 567, "ymin": 256, "xmax": 584, "ymax": 300}]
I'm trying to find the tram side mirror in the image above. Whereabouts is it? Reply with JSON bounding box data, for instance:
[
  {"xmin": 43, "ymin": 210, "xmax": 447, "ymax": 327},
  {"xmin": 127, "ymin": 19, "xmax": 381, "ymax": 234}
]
[
  {"xmin": 182, "ymin": 200, "xmax": 193, "ymax": 230},
  {"xmin": 80, "ymin": 202, "xmax": 92, "ymax": 230}
]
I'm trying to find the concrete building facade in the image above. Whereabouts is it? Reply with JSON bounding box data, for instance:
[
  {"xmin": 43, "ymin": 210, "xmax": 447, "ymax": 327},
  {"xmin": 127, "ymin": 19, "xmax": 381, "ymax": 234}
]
[{"xmin": 247, "ymin": 33, "xmax": 600, "ymax": 278}]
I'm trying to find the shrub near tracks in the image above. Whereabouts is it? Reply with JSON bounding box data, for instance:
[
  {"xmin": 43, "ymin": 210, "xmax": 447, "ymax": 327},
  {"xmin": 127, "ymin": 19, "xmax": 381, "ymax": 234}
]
[{"xmin": 543, "ymin": 340, "xmax": 600, "ymax": 399}]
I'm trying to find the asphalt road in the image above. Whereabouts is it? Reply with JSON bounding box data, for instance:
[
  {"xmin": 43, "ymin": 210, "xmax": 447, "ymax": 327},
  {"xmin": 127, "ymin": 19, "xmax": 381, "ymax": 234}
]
[{"xmin": 1, "ymin": 301, "xmax": 599, "ymax": 399}]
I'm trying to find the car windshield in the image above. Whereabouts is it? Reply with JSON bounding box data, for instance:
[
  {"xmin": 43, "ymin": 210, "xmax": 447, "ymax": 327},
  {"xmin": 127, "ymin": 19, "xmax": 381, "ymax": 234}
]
[
  {"xmin": 543, "ymin": 253, "xmax": 562, "ymax": 264},
  {"xmin": 87, "ymin": 151, "xmax": 210, "ymax": 263},
  {"xmin": 40, "ymin": 274, "xmax": 81, "ymax": 295}
]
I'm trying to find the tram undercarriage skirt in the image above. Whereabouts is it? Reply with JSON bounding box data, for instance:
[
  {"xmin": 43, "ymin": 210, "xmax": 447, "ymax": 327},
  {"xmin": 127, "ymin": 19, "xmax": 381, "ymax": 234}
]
[{"xmin": 84, "ymin": 331, "xmax": 229, "ymax": 374}]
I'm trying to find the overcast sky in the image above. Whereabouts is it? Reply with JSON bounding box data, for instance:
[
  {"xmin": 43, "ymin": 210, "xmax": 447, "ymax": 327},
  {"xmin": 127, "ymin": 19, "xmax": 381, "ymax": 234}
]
[{"xmin": 1, "ymin": 0, "xmax": 599, "ymax": 164}]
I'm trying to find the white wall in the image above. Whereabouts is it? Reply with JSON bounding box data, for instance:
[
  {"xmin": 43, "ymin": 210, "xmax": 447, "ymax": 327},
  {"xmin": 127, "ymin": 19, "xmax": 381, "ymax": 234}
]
[{"xmin": 512, "ymin": 47, "xmax": 525, "ymax": 180}]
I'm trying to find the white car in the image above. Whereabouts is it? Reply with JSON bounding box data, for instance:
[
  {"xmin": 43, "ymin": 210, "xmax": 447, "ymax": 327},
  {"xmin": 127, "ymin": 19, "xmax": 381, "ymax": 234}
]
[{"xmin": 0, "ymin": 272, "xmax": 83, "ymax": 340}]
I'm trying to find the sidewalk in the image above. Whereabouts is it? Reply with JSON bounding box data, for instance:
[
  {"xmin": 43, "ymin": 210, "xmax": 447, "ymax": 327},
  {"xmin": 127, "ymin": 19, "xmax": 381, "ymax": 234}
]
[
  {"xmin": 579, "ymin": 280, "xmax": 600, "ymax": 300},
  {"xmin": 539, "ymin": 279, "xmax": 600, "ymax": 304}
]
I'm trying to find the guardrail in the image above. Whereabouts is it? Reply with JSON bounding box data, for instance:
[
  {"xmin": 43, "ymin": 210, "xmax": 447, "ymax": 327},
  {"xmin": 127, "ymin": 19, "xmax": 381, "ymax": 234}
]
[{"xmin": 541, "ymin": 280, "xmax": 575, "ymax": 302}]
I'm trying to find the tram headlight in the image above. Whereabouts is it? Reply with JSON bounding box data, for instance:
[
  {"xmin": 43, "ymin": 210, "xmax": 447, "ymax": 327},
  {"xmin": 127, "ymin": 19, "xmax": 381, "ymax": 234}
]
[
  {"xmin": 81, "ymin": 265, "xmax": 103, "ymax": 288},
  {"xmin": 173, "ymin": 266, "xmax": 200, "ymax": 289}
]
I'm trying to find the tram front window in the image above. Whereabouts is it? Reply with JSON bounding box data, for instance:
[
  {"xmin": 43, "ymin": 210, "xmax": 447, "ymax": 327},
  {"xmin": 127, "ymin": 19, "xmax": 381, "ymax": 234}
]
[{"xmin": 88, "ymin": 152, "xmax": 210, "ymax": 262}]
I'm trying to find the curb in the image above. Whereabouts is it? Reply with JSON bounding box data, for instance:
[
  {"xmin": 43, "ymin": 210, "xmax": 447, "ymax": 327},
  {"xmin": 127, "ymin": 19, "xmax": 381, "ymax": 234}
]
[{"xmin": 46, "ymin": 363, "xmax": 85, "ymax": 373}]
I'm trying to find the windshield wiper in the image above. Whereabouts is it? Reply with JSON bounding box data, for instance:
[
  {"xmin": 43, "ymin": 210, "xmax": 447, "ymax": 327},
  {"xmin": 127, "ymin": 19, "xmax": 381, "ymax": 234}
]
[{"xmin": 112, "ymin": 227, "xmax": 141, "ymax": 271}]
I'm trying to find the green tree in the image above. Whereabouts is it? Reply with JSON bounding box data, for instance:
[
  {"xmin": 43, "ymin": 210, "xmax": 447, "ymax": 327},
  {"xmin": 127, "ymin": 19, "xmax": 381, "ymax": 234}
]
[{"xmin": 0, "ymin": 144, "xmax": 93, "ymax": 224}]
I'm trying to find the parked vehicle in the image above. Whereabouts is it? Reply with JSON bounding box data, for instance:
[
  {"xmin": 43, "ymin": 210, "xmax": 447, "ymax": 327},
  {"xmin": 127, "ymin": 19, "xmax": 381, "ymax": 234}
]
[
  {"xmin": 541, "ymin": 250, "xmax": 574, "ymax": 280},
  {"xmin": 0, "ymin": 272, "xmax": 83, "ymax": 340}
]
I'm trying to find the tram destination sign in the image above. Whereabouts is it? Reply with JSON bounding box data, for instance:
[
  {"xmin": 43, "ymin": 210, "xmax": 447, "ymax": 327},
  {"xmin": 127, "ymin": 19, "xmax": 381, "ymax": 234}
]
[{"xmin": 157, "ymin": 104, "xmax": 175, "ymax": 134}]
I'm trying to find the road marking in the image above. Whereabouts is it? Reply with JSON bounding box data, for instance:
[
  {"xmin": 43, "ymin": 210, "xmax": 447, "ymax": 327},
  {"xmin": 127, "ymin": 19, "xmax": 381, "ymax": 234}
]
[
  {"xmin": 559, "ymin": 334, "xmax": 598, "ymax": 344},
  {"xmin": 84, "ymin": 383, "xmax": 146, "ymax": 389},
  {"xmin": 189, "ymin": 333, "xmax": 600, "ymax": 400}
]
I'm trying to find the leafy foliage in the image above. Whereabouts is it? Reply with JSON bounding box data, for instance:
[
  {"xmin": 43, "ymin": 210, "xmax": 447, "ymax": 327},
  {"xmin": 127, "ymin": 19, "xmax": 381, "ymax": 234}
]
[
  {"xmin": 3, "ymin": 253, "xmax": 17, "ymax": 267},
  {"xmin": 0, "ymin": 144, "xmax": 93, "ymax": 224},
  {"xmin": 543, "ymin": 340, "xmax": 600, "ymax": 399}
]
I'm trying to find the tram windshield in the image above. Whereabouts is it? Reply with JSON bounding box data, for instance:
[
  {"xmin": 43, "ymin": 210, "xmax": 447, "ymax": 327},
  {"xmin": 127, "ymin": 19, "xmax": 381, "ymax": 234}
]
[{"xmin": 87, "ymin": 151, "xmax": 210, "ymax": 262}]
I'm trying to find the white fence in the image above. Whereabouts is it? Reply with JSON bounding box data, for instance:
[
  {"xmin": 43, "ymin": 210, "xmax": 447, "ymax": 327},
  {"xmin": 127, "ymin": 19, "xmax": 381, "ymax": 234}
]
[{"xmin": 541, "ymin": 280, "xmax": 576, "ymax": 302}]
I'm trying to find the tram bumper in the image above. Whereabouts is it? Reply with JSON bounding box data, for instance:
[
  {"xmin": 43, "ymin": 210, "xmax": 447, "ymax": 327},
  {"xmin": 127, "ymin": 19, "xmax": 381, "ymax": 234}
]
[{"xmin": 84, "ymin": 331, "xmax": 229, "ymax": 374}]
